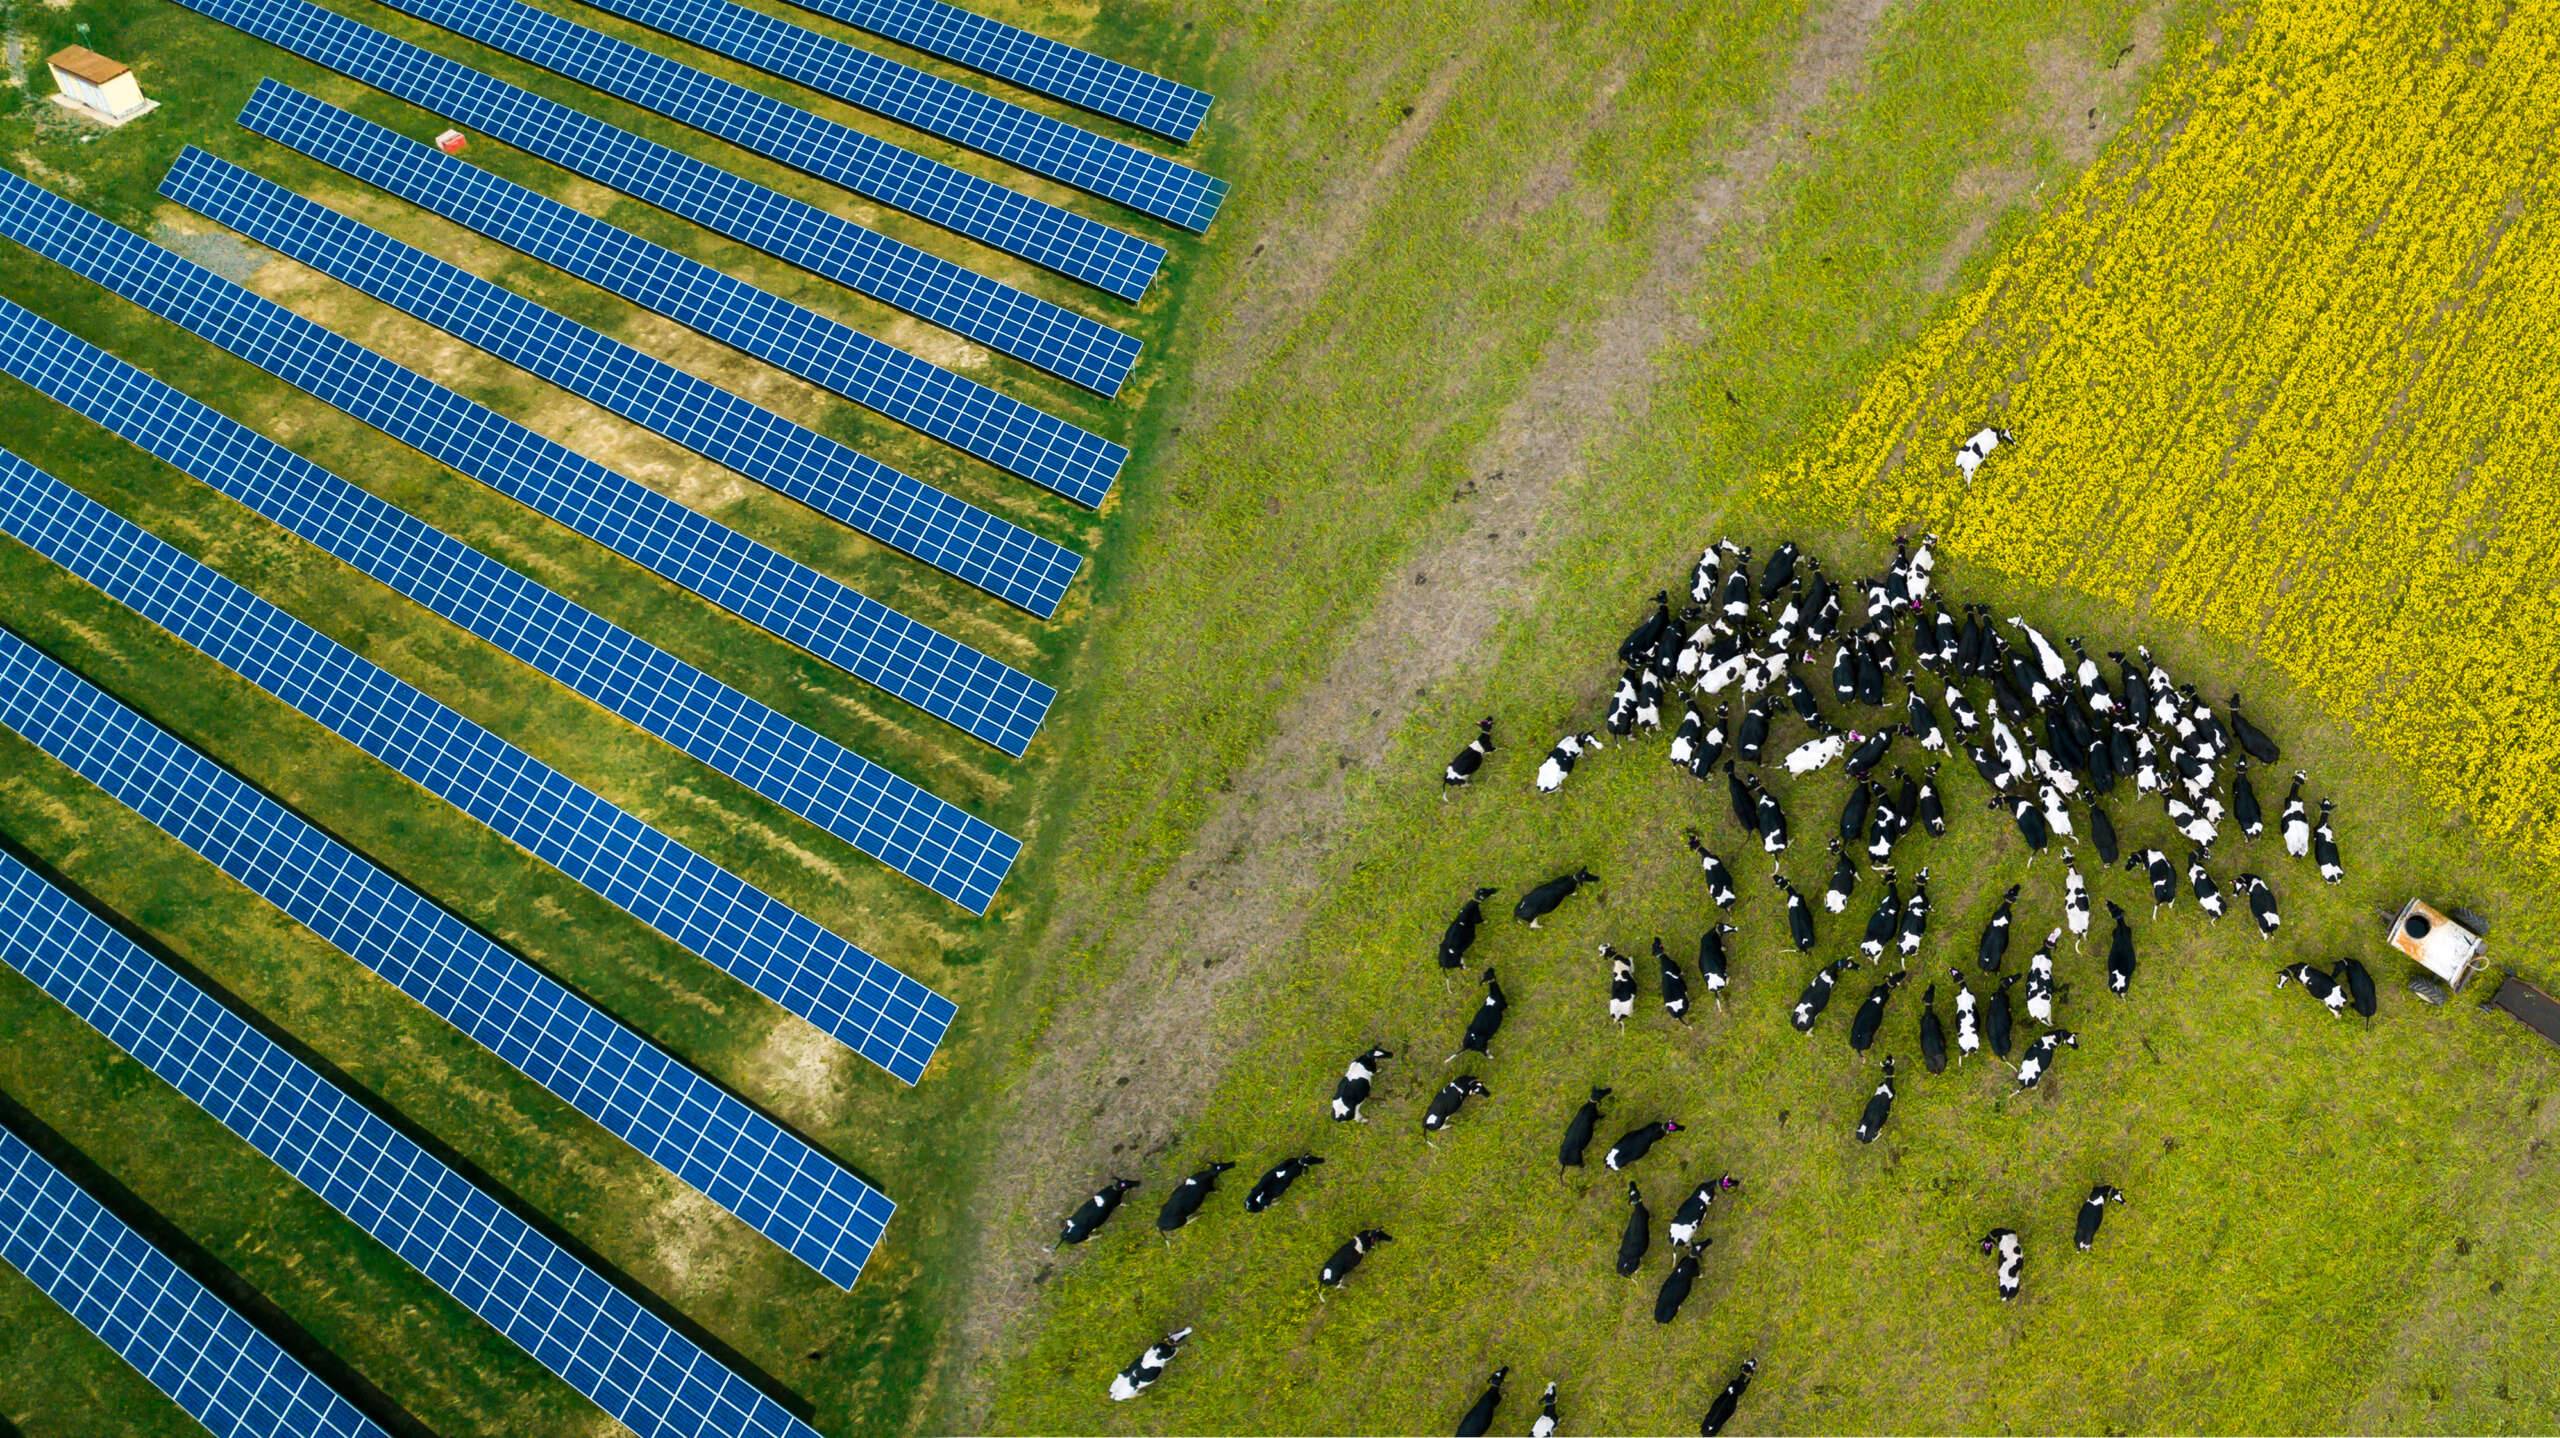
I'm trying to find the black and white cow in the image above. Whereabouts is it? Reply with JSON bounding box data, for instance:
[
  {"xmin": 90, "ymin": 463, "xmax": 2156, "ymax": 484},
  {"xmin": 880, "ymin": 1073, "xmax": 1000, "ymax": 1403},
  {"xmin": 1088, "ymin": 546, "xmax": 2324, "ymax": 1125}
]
[
  {"xmin": 1917, "ymin": 763, "xmax": 1949, "ymax": 835},
  {"xmin": 1455, "ymin": 1368, "xmax": 1508, "ymax": 1438},
  {"xmin": 1318, "ymin": 1228, "xmax": 1392, "ymax": 1292},
  {"xmin": 1949, "ymin": 970, "xmax": 1981, "ymax": 1063},
  {"xmin": 1994, "ymin": 792, "xmax": 2050, "ymax": 852},
  {"xmin": 1845, "ymin": 727, "xmax": 1894, "ymax": 780},
  {"xmin": 1668, "ymin": 1175, "xmax": 1741, "ymax": 1247},
  {"xmin": 1979, "ymin": 1228, "xmax": 2024, "ymax": 1301},
  {"xmin": 1855, "ymin": 1055, "xmax": 1898, "ymax": 1143},
  {"xmin": 2280, "ymin": 772, "xmax": 2312, "ymax": 857},
  {"xmin": 1330, "ymin": 1046, "xmax": 1392, "ymax": 1122},
  {"xmin": 1697, "ymin": 923, "xmax": 1737, "ymax": 1010},
  {"xmin": 1782, "ymin": 719, "xmax": 1847, "ymax": 777},
  {"xmin": 1109, "ymin": 1326, "xmax": 1193, "ymax": 1401},
  {"xmin": 1700, "ymin": 1357, "xmax": 1758, "ymax": 1437},
  {"xmin": 1606, "ymin": 945, "xmax": 1639, "ymax": 1026},
  {"xmin": 1849, "ymin": 971, "xmax": 1907, "ymax": 1054},
  {"xmin": 1058, "ymin": 1177, "xmax": 1139, "ymax": 1246},
  {"xmin": 1656, "ymin": 938, "xmax": 1692, "ymax": 1022},
  {"xmin": 1559, "ymin": 1086, "xmax": 1613, "ymax": 1171},
  {"xmin": 2106, "ymin": 902, "xmax": 2137, "ymax": 997},
  {"xmin": 1605, "ymin": 1120, "xmax": 1684, "ymax": 1172},
  {"xmin": 1897, "ymin": 867, "xmax": 1932, "ymax": 961},
  {"xmin": 1442, "ymin": 717, "xmax": 1496, "ymax": 796},
  {"xmin": 2333, "ymin": 955, "xmax": 2378, "ymax": 1019},
  {"xmin": 2088, "ymin": 802, "xmax": 2121, "ymax": 867},
  {"xmin": 1736, "ymin": 695, "xmax": 1774, "ymax": 764},
  {"xmin": 1455, "ymin": 967, "xmax": 1509, "ymax": 1059},
  {"xmin": 1791, "ymin": 957, "xmax": 1858, "ymax": 1034},
  {"xmin": 1692, "ymin": 540, "xmax": 1736, "ymax": 605},
  {"xmin": 1775, "ymin": 872, "xmax": 1817, "ymax": 953},
  {"xmin": 1919, "ymin": 983, "xmax": 1949, "ymax": 1074},
  {"xmin": 1860, "ymin": 873, "xmax": 1903, "ymax": 961},
  {"xmin": 1655, "ymin": 1246, "xmax": 1704, "ymax": 1323},
  {"xmin": 1686, "ymin": 830, "xmax": 1739, "ymax": 908},
  {"xmin": 1907, "ymin": 685, "xmax": 1947, "ymax": 754},
  {"xmin": 1156, "ymin": 1161, "xmax": 1235, "ymax": 1234},
  {"xmin": 1531, "ymin": 1381, "xmax": 1560, "ymax": 1438},
  {"xmin": 1979, "ymin": 885, "xmax": 2021, "ymax": 971},
  {"xmin": 2276, "ymin": 961, "xmax": 2345, "ymax": 1016},
  {"xmin": 2126, "ymin": 847, "xmax": 2176, "ymax": 916},
  {"xmin": 1438, "ymin": 886, "xmax": 1500, "ymax": 971},
  {"xmin": 1424, "ymin": 1075, "xmax": 1491, "ymax": 1135},
  {"xmin": 2313, "ymin": 799, "xmax": 2344, "ymax": 884},
  {"xmin": 2075, "ymin": 1185, "xmax": 2125, "ymax": 1251},
  {"xmin": 2062, "ymin": 851, "xmax": 2090, "ymax": 946},
  {"xmin": 1535, "ymin": 732, "xmax": 1603, "ymax": 794},
  {"xmin": 1616, "ymin": 1181, "xmax": 1651, "ymax": 1276},
  {"xmin": 2240, "ymin": 872, "xmax": 2281, "ymax": 938},
  {"xmin": 2232, "ymin": 757, "xmax": 2265, "ymax": 838},
  {"xmin": 1755, "ymin": 778, "xmax": 1791, "ymax": 855},
  {"xmin": 2026, "ymin": 930, "xmax": 2059, "ymax": 1026},
  {"xmin": 1515, "ymin": 868, "xmax": 1598, "ymax": 927},
  {"xmin": 2187, "ymin": 851, "xmax": 2225, "ymax": 921},
  {"xmin": 1823, "ymin": 838, "xmax": 1859, "ymax": 915},
  {"xmin": 1669, "ymin": 699, "xmax": 1717, "ymax": 775},
  {"xmin": 2014, "ymin": 1029, "xmax": 2079, "ymax": 1090},
  {"xmin": 1245, "ymin": 1156, "xmax": 1324, "ymax": 1214}
]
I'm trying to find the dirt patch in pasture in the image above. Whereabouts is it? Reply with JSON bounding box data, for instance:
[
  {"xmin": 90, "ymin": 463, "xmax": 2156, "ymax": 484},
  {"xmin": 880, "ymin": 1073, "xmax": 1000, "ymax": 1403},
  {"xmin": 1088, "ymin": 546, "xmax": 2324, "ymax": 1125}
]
[
  {"xmin": 2030, "ymin": 2, "xmax": 2171, "ymax": 167},
  {"xmin": 945, "ymin": 0, "xmax": 1903, "ymax": 1419}
]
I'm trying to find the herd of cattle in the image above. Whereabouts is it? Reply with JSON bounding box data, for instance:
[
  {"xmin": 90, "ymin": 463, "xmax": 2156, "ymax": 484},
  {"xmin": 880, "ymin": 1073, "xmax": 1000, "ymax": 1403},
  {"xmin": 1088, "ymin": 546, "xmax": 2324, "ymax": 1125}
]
[{"xmin": 1054, "ymin": 527, "xmax": 2372, "ymax": 1432}]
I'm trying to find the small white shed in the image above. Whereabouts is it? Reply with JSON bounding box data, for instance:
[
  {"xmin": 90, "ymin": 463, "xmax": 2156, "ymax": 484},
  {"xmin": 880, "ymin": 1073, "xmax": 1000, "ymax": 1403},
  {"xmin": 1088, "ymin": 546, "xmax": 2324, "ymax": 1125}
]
[{"xmin": 47, "ymin": 47, "xmax": 156, "ymax": 125}]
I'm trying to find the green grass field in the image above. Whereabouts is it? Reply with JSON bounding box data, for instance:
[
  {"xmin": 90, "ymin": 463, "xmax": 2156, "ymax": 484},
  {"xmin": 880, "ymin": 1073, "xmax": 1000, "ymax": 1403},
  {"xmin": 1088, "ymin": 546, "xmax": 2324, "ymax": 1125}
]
[{"xmin": 1, "ymin": 0, "xmax": 2555, "ymax": 1434}]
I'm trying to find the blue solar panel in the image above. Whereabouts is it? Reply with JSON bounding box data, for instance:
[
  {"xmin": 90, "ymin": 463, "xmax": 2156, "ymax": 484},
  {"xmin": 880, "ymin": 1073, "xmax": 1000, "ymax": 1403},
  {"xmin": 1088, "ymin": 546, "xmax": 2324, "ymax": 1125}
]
[
  {"xmin": 0, "ymin": 458, "xmax": 893, "ymax": 1288},
  {"xmin": 577, "ymin": 0, "xmax": 1224, "ymax": 230},
  {"xmin": 167, "ymin": 145, "xmax": 1122, "ymax": 509},
  {"xmin": 375, "ymin": 0, "xmax": 1164, "ymax": 298},
  {"xmin": 0, "ymin": 841, "xmax": 818, "ymax": 1438},
  {"xmin": 781, "ymin": 0, "xmax": 1211, "ymax": 145},
  {"xmin": 0, "ymin": 441, "xmax": 961, "ymax": 1079},
  {"xmin": 0, "ymin": 1129, "xmax": 387, "ymax": 1438},
  {"xmin": 0, "ymin": 172, "xmax": 1067, "ymax": 687},
  {"xmin": 171, "ymin": 0, "xmax": 1139, "ymax": 394}
]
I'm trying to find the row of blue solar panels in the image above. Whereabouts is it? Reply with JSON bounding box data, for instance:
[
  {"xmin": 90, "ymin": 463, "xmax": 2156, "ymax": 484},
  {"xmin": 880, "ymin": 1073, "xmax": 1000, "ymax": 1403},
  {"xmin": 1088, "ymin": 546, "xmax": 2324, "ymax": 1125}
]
[
  {"xmin": 237, "ymin": 85, "xmax": 1121, "ymax": 512},
  {"xmin": 0, "ymin": 322, "xmax": 965, "ymax": 1075},
  {"xmin": 577, "ymin": 0, "xmax": 1223, "ymax": 230},
  {"xmin": 0, "ymin": 169, "xmax": 1066, "ymax": 760},
  {"xmin": 173, "ymin": 0, "xmax": 1140, "ymax": 395},
  {"xmin": 168, "ymin": 144, "xmax": 1123, "ymax": 509},
  {"xmin": 0, "ymin": 839, "xmax": 819, "ymax": 1438},
  {"xmin": 0, "ymin": 449, "xmax": 892, "ymax": 1288},
  {"xmin": 0, "ymin": 1128, "xmax": 387, "ymax": 1438},
  {"xmin": 786, "ymin": 0, "xmax": 1211, "ymax": 144},
  {"xmin": 376, "ymin": 0, "xmax": 1164, "ymax": 299}
]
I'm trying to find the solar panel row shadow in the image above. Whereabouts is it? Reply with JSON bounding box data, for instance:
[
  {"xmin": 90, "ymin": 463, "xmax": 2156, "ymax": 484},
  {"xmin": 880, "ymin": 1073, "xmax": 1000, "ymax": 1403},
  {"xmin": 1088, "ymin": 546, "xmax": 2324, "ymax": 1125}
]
[
  {"xmin": 377, "ymin": 0, "xmax": 1164, "ymax": 298},
  {"xmin": 0, "ymin": 177, "xmax": 1043, "ymax": 905},
  {"xmin": 0, "ymin": 837, "xmax": 820, "ymax": 1438},
  {"xmin": 576, "ymin": 0, "xmax": 1224, "ymax": 230},
  {"xmin": 0, "ymin": 1128, "xmax": 388, "ymax": 1438},
  {"xmin": 172, "ymin": 0, "xmax": 1140, "ymax": 393},
  {"xmin": 777, "ymin": 0, "xmax": 1211, "ymax": 144},
  {"xmin": 0, "ymin": 301, "xmax": 975, "ymax": 1068},
  {"xmin": 0, "ymin": 449, "xmax": 893, "ymax": 1288},
  {"xmin": 168, "ymin": 144, "xmax": 1123, "ymax": 508}
]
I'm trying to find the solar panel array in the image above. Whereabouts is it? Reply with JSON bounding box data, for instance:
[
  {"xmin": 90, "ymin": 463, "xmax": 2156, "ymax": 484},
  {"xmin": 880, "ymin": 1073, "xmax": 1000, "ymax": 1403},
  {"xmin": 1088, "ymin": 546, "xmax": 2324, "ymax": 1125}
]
[
  {"xmin": 783, "ymin": 0, "xmax": 1211, "ymax": 144},
  {"xmin": 0, "ymin": 835, "xmax": 819, "ymax": 1438},
  {"xmin": 376, "ymin": 0, "xmax": 1165, "ymax": 298},
  {"xmin": 172, "ymin": 0, "xmax": 1140, "ymax": 393},
  {"xmin": 167, "ymin": 145, "xmax": 1124, "ymax": 508},
  {"xmin": 0, "ymin": 450, "xmax": 892, "ymax": 1288},
  {"xmin": 578, "ymin": 0, "xmax": 1224, "ymax": 230},
  {"xmin": 236, "ymin": 87, "xmax": 1124, "ymax": 512},
  {"xmin": 0, "ymin": 170, "xmax": 1068, "ymax": 718},
  {"xmin": 0, "ymin": 1128, "xmax": 388, "ymax": 1438}
]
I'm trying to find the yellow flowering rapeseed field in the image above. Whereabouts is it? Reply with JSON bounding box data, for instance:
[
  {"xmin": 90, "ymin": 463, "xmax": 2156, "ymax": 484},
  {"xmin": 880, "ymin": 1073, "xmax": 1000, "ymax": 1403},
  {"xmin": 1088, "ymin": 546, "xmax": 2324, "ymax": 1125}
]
[{"xmin": 1777, "ymin": 0, "xmax": 2560, "ymax": 865}]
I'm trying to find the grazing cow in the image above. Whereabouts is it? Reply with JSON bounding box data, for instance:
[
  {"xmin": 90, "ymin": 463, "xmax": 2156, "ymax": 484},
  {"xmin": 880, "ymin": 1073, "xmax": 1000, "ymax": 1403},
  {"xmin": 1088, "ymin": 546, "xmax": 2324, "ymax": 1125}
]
[
  {"xmin": 1755, "ymin": 779, "xmax": 1791, "ymax": 854},
  {"xmin": 1687, "ymin": 831, "xmax": 1741, "ymax": 909},
  {"xmin": 2106, "ymin": 905, "xmax": 2137, "ymax": 997},
  {"xmin": 1656, "ymin": 938, "xmax": 1693, "ymax": 1022},
  {"xmin": 1692, "ymin": 541, "xmax": 1734, "ymax": 605},
  {"xmin": 1656, "ymin": 1245, "xmax": 1704, "ymax": 1323},
  {"xmin": 2009, "ymin": 616, "xmax": 2068, "ymax": 684},
  {"xmin": 1950, "ymin": 970, "xmax": 1981, "ymax": 1062},
  {"xmin": 1979, "ymin": 1228, "xmax": 2024, "ymax": 1301},
  {"xmin": 1668, "ymin": 1175, "xmax": 1741, "ymax": 1247},
  {"xmin": 1438, "ymin": 886, "xmax": 1500, "ymax": 970},
  {"xmin": 1697, "ymin": 923, "xmax": 1737, "ymax": 1010},
  {"xmin": 1791, "ymin": 957, "xmax": 1858, "ymax": 1034},
  {"xmin": 1736, "ymin": 695, "xmax": 1774, "ymax": 764},
  {"xmin": 2333, "ymin": 955, "xmax": 2378, "ymax": 1019},
  {"xmin": 1839, "ymin": 779, "xmax": 1876, "ymax": 845},
  {"xmin": 1516, "ymin": 868, "xmax": 1598, "ymax": 927},
  {"xmin": 1980, "ymin": 885, "xmax": 2021, "ymax": 971},
  {"xmin": 2164, "ymin": 794, "xmax": 2218, "ymax": 847},
  {"xmin": 2088, "ymin": 802, "xmax": 2121, "ymax": 867},
  {"xmin": 1720, "ymin": 559, "xmax": 1755, "ymax": 620},
  {"xmin": 2025, "ymin": 929, "xmax": 2060, "ymax": 1025},
  {"xmin": 1994, "ymin": 792, "xmax": 2051, "ymax": 853},
  {"xmin": 1985, "ymin": 974, "xmax": 2017, "ymax": 1058},
  {"xmin": 1907, "ymin": 685, "xmax": 1947, "ymax": 754},
  {"xmin": 2062, "ymin": 852, "xmax": 2090, "ymax": 946},
  {"xmin": 1762, "ymin": 540, "xmax": 1801, "ymax": 598},
  {"xmin": 1455, "ymin": 1368, "xmax": 1508, "ymax": 1438},
  {"xmin": 2075, "ymin": 1185, "xmax": 2125, "ymax": 1251},
  {"xmin": 1245, "ymin": 1156, "xmax": 1323, "ymax": 1214},
  {"xmin": 1917, "ymin": 764, "xmax": 1949, "ymax": 835},
  {"xmin": 1606, "ymin": 945, "xmax": 1640, "ymax": 1026},
  {"xmin": 1616, "ymin": 1181, "xmax": 1652, "ymax": 1276},
  {"xmin": 1424, "ymin": 1075, "xmax": 1491, "ymax": 1135},
  {"xmin": 1728, "ymin": 762, "xmax": 1762, "ymax": 834},
  {"xmin": 1783, "ymin": 720, "xmax": 1847, "ymax": 777},
  {"xmin": 1846, "ymin": 728, "xmax": 1893, "ymax": 779},
  {"xmin": 1621, "ymin": 590, "xmax": 1674, "ymax": 664},
  {"xmin": 2186, "ymin": 851, "xmax": 2226, "ymax": 920},
  {"xmin": 1850, "ymin": 972, "xmax": 1908, "ymax": 1054},
  {"xmin": 2040, "ymin": 784, "xmax": 2076, "ymax": 843},
  {"xmin": 1866, "ymin": 788, "xmax": 1906, "ymax": 867},
  {"xmin": 1059, "ymin": 1177, "xmax": 1139, "ymax": 1246},
  {"xmin": 1536, "ymin": 732, "xmax": 1603, "ymax": 794},
  {"xmin": 2229, "ymin": 692, "xmax": 2281, "ymax": 763},
  {"xmin": 2233, "ymin": 757, "xmax": 2265, "ymax": 837},
  {"xmin": 2276, "ymin": 961, "xmax": 2346, "ymax": 1016},
  {"xmin": 1823, "ymin": 838, "xmax": 1859, "ymax": 915},
  {"xmin": 1861, "ymin": 874, "xmax": 1903, "ymax": 960},
  {"xmin": 1156, "ymin": 1161, "xmax": 1236, "ymax": 1234},
  {"xmin": 2240, "ymin": 872, "xmax": 2281, "ymax": 938},
  {"xmin": 1109, "ymin": 1326, "xmax": 1193, "ymax": 1401},
  {"xmin": 1319, "ymin": 1229, "xmax": 1391, "ymax": 1291},
  {"xmin": 2313, "ymin": 800, "xmax": 2344, "ymax": 884},
  {"xmin": 2015, "ymin": 1029, "xmax": 2079, "ymax": 1090},
  {"xmin": 1456, "ymin": 968, "xmax": 1509, "ymax": 1058},
  {"xmin": 1331, "ymin": 1046, "xmax": 1392, "ymax": 1122},
  {"xmin": 1606, "ymin": 1120, "xmax": 1683, "ymax": 1172},
  {"xmin": 1700, "ymin": 1358, "xmax": 1759, "ymax": 1437},
  {"xmin": 1919, "ymin": 983, "xmax": 1950, "ymax": 1073},
  {"xmin": 2126, "ymin": 848, "xmax": 2177, "ymax": 916},
  {"xmin": 1775, "ymin": 872, "xmax": 1818, "ymax": 953},
  {"xmin": 1443, "ymin": 717, "xmax": 1496, "ymax": 795},
  {"xmin": 1559, "ymin": 1086, "xmax": 1613, "ymax": 1171},
  {"xmin": 1532, "ymin": 1381, "xmax": 1560, "ymax": 1438},
  {"xmin": 1898, "ymin": 868, "xmax": 1933, "ymax": 960},
  {"xmin": 2280, "ymin": 772, "xmax": 2312, "ymax": 856},
  {"xmin": 1669, "ymin": 699, "xmax": 1712, "ymax": 773},
  {"xmin": 1634, "ymin": 669, "xmax": 1666, "ymax": 732},
  {"xmin": 1855, "ymin": 1055, "xmax": 1898, "ymax": 1143}
]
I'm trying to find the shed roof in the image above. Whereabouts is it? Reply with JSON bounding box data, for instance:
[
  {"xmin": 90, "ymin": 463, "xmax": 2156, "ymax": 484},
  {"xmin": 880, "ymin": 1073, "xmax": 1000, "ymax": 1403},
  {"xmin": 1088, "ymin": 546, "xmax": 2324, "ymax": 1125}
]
[{"xmin": 48, "ymin": 47, "xmax": 130, "ymax": 86}]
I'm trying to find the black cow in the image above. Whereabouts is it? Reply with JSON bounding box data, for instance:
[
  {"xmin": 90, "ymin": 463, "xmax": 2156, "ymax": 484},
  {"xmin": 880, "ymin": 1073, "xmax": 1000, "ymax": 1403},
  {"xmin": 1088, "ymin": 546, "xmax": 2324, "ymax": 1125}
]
[
  {"xmin": 1697, "ymin": 923, "xmax": 1737, "ymax": 1011},
  {"xmin": 1775, "ymin": 872, "xmax": 1817, "ymax": 952},
  {"xmin": 2075, "ymin": 1185, "xmax": 2125, "ymax": 1251},
  {"xmin": 1605, "ymin": 1120, "xmax": 1683, "ymax": 1172},
  {"xmin": 1245, "ymin": 1156, "xmax": 1324, "ymax": 1214},
  {"xmin": 1700, "ymin": 1358, "xmax": 1758, "ymax": 1437},
  {"xmin": 1331, "ymin": 1046, "xmax": 1392, "ymax": 1122},
  {"xmin": 2087, "ymin": 802, "xmax": 2120, "ymax": 867},
  {"xmin": 1620, "ymin": 590, "xmax": 1673, "ymax": 663},
  {"xmin": 1455, "ymin": 968, "xmax": 1508, "ymax": 1059},
  {"xmin": 1455, "ymin": 1367, "xmax": 1508, "ymax": 1438},
  {"xmin": 1918, "ymin": 983, "xmax": 1949, "ymax": 1073},
  {"xmin": 2107, "ymin": 902, "xmax": 2137, "ymax": 997},
  {"xmin": 1985, "ymin": 973, "xmax": 2017, "ymax": 1059},
  {"xmin": 1058, "ymin": 1177, "xmax": 1139, "ymax": 1246},
  {"xmin": 1655, "ymin": 1246, "xmax": 1703, "ymax": 1323},
  {"xmin": 1979, "ymin": 885, "xmax": 2020, "ymax": 971},
  {"xmin": 2233, "ymin": 757, "xmax": 2264, "ymax": 837},
  {"xmin": 1438, "ymin": 886, "xmax": 1500, "ymax": 970},
  {"xmin": 1319, "ymin": 1228, "xmax": 1391, "ymax": 1290},
  {"xmin": 1616, "ymin": 1181, "xmax": 1650, "ymax": 1276},
  {"xmin": 1559, "ymin": 1086, "xmax": 1612, "ymax": 1171},
  {"xmin": 1515, "ymin": 868, "xmax": 1598, "ymax": 927},
  {"xmin": 2229, "ymin": 692, "xmax": 2280, "ymax": 763},
  {"xmin": 1442, "ymin": 717, "xmax": 1496, "ymax": 795},
  {"xmin": 2332, "ymin": 955, "xmax": 2377, "ymax": 1019},
  {"xmin": 1855, "ymin": 1055, "xmax": 1897, "ymax": 1143},
  {"xmin": 1849, "ymin": 971, "xmax": 1907, "ymax": 1054},
  {"xmin": 1156, "ymin": 1161, "xmax": 1235, "ymax": 1234},
  {"xmin": 1656, "ymin": 938, "xmax": 1692, "ymax": 1022}
]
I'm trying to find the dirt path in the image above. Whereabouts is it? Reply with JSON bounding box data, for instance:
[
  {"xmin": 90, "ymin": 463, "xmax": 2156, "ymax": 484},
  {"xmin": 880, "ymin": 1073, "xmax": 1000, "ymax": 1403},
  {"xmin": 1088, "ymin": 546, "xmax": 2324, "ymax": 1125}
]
[{"xmin": 941, "ymin": 0, "xmax": 1899, "ymax": 1422}]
